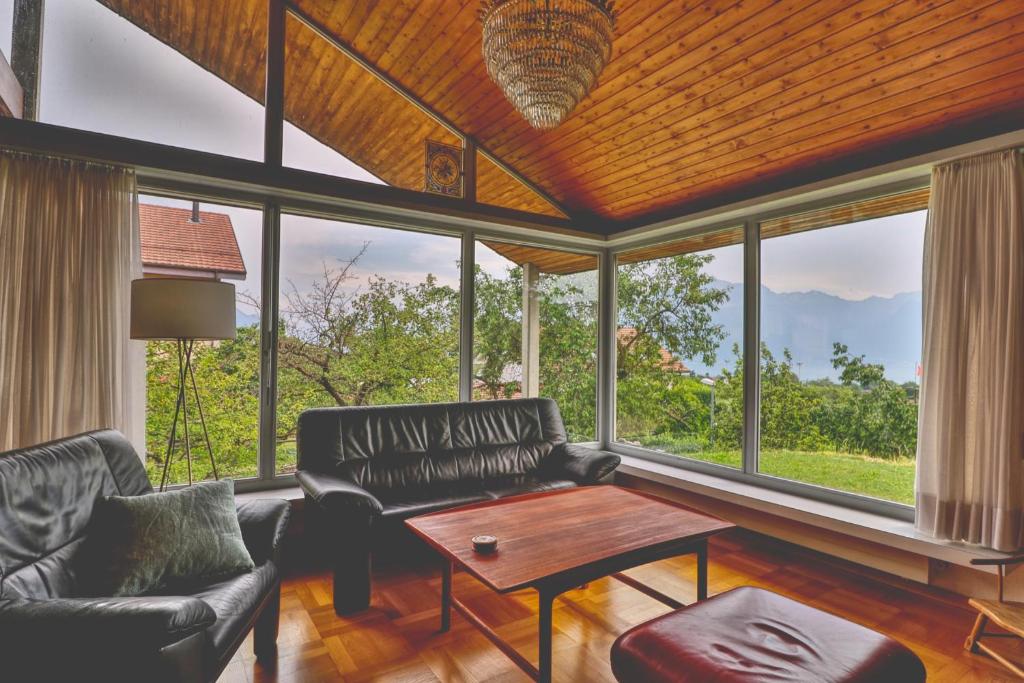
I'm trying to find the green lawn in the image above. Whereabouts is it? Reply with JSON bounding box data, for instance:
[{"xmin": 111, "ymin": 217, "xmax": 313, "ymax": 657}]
[
  {"xmin": 631, "ymin": 438, "xmax": 915, "ymax": 505},
  {"xmin": 174, "ymin": 437, "xmax": 913, "ymax": 507}
]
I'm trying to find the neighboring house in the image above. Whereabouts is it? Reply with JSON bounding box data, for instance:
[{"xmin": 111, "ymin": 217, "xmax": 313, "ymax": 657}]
[
  {"xmin": 617, "ymin": 327, "xmax": 691, "ymax": 375},
  {"xmin": 475, "ymin": 327, "xmax": 691, "ymax": 399},
  {"xmin": 139, "ymin": 202, "xmax": 246, "ymax": 281}
]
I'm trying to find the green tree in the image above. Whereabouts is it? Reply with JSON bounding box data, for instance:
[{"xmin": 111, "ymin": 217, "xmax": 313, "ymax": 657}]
[
  {"xmin": 472, "ymin": 265, "xmax": 599, "ymax": 440},
  {"xmin": 538, "ymin": 274, "xmax": 598, "ymax": 440},
  {"xmin": 616, "ymin": 254, "xmax": 729, "ymax": 376},
  {"xmin": 275, "ymin": 253, "xmax": 460, "ymax": 414},
  {"xmin": 144, "ymin": 325, "xmax": 263, "ymax": 485},
  {"xmin": 831, "ymin": 342, "xmax": 885, "ymax": 389},
  {"xmin": 614, "ymin": 254, "xmax": 730, "ymax": 445},
  {"xmin": 473, "ymin": 265, "xmax": 522, "ymax": 399},
  {"xmin": 829, "ymin": 344, "xmax": 918, "ymax": 458}
]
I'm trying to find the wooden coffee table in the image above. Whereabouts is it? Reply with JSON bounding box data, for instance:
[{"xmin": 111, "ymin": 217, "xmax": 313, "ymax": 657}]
[{"xmin": 406, "ymin": 485, "xmax": 735, "ymax": 682}]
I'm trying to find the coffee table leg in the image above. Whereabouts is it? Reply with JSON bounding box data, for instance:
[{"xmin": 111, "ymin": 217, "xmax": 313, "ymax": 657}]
[
  {"xmin": 696, "ymin": 539, "xmax": 708, "ymax": 602},
  {"xmin": 538, "ymin": 588, "xmax": 554, "ymax": 683},
  {"xmin": 441, "ymin": 559, "xmax": 453, "ymax": 632}
]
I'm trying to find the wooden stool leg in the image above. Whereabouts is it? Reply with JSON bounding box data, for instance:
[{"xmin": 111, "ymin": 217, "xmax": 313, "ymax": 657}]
[{"xmin": 965, "ymin": 613, "xmax": 987, "ymax": 652}]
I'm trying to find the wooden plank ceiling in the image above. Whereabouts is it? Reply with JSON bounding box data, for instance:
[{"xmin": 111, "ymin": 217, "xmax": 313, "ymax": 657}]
[
  {"xmin": 99, "ymin": 0, "xmax": 1024, "ymax": 231},
  {"xmin": 480, "ymin": 241, "xmax": 598, "ymax": 275}
]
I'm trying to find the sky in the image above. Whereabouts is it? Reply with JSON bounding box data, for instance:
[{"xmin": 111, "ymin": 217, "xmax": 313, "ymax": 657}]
[
  {"xmin": 701, "ymin": 211, "xmax": 926, "ymax": 300},
  {"xmin": 2, "ymin": 0, "xmax": 506, "ymax": 317},
  {"xmin": 1, "ymin": 0, "xmax": 925, "ymax": 307}
]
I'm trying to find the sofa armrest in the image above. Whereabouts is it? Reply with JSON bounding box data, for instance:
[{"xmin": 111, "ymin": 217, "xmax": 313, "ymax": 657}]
[
  {"xmin": 296, "ymin": 470, "xmax": 383, "ymax": 516},
  {"xmin": 237, "ymin": 498, "xmax": 291, "ymax": 566},
  {"xmin": 0, "ymin": 596, "xmax": 216, "ymax": 650},
  {"xmin": 547, "ymin": 443, "xmax": 621, "ymax": 484}
]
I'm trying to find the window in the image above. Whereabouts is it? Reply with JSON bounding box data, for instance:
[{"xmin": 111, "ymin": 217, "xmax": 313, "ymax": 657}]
[
  {"xmin": 615, "ymin": 228, "xmax": 744, "ymax": 468},
  {"xmin": 275, "ymin": 216, "xmax": 461, "ymax": 474},
  {"xmin": 757, "ymin": 192, "xmax": 927, "ymax": 505},
  {"xmin": 140, "ymin": 197, "xmax": 263, "ymax": 488},
  {"xmin": 38, "ymin": 0, "xmax": 264, "ymax": 159},
  {"xmin": 473, "ymin": 241, "xmax": 599, "ymax": 441}
]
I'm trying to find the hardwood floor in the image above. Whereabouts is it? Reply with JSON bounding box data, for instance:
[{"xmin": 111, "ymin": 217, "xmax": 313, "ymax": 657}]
[{"xmin": 220, "ymin": 529, "xmax": 1023, "ymax": 682}]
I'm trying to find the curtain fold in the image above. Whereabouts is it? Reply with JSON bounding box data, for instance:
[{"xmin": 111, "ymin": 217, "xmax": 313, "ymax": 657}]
[
  {"xmin": 0, "ymin": 150, "xmax": 141, "ymax": 452},
  {"xmin": 915, "ymin": 148, "xmax": 1024, "ymax": 551}
]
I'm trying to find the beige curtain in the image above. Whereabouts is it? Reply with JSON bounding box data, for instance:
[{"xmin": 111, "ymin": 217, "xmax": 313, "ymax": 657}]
[
  {"xmin": 0, "ymin": 150, "xmax": 142, "ymax": 452},
  {"xmin": 916, "ymin": 149, "xmax": 1024, "ymax": 551}
]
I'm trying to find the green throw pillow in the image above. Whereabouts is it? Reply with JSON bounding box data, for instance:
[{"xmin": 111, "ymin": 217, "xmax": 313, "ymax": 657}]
[{"xmin": 89, "ymin": 480, "xmax": 255, "ymax": 596}]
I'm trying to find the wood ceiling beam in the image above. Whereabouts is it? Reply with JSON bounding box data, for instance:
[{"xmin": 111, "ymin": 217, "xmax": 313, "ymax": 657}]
[
  {"xmin": 283, "ymin": 1, "xmax": 576, "ymax": 222},
  {"xmin": 265, "ymin": 0, "xmax": 285, "ymax": 167},
  {"xmin": 0, "ymin": 116, "xmax": 596, "ymax": 238}
]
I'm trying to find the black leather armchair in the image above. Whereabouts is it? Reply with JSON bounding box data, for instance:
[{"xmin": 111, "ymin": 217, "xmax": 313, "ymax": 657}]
[
  {"xmin": 0, "ymin": 430, "xmax": 290, "ymax": 683},
  {"xmin": 296, "ymin": 398, "xmax": 620, "ymax": 614}
]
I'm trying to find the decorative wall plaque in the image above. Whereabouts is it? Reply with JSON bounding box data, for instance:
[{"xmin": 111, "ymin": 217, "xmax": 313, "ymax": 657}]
[{"xmin": 425, "ymin": 140, "xmax": 464, "ymax": 198}]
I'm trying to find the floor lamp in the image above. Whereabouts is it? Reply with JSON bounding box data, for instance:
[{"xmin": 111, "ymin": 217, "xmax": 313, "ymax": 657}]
[{"xmin": 131, "ymin": 278, "xmax": 236, "ymax": 491}]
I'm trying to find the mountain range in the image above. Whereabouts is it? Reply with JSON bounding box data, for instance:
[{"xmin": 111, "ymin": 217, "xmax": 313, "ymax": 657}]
[{"xmin": 688, "ymin": 281, "xmax": 922, "ymax": 383}]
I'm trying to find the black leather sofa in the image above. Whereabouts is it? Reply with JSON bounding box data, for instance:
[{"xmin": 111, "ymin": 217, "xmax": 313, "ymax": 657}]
[
  {"xmin": 295, "ymin": 398, "xmax": 620, "ymax": 614},
  {"xmin": 0, "ymin": 430, "xmax": 290, "ymax": 683}
]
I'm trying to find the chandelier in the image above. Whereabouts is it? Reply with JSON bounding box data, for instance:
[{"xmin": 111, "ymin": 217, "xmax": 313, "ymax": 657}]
[{"xmin": 480, "ymin": 0, "xmax": 617, "ymax": 130}]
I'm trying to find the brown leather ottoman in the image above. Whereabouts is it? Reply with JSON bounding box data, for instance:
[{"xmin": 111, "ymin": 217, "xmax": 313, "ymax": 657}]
[{"xmin": 611, "ymin": 587, "xmax": 925, "ymax": 682}]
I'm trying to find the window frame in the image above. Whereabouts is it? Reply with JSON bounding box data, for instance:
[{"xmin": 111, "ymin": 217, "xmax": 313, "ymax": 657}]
[
  {"xmin": 471, "ymin": 236, "xmax": 603, "ymax": 442},
  {"xmin": 605, "ymin": 180, "xmax": 930, "ymax": 521},
  {"xmin": 140, "ymin": 178, "xmax": 928, "ymax": 516},
  {"xmin": 10, "ymin": 0, "xmax": 938, "ymax": 515},
  {"xmin": 138, "ymin": 180, "xmax": 606, "ymax": 494}
]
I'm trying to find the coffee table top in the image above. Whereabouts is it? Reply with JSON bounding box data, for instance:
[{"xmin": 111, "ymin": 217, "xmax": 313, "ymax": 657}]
[{"xmin": 405, "ymin": 485, "xmax": 734, "ymax": 592}]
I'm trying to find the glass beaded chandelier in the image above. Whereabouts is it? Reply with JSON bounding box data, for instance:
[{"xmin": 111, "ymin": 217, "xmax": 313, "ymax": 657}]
[{"xmin": 480, "ymin": 0, "xmax": 617, "ymax": 130}]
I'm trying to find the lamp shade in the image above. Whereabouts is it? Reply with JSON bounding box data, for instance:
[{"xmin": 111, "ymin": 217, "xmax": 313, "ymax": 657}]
[{"xmin": 131, "ymin": 278, "xmax": 237, "ymax": 340}]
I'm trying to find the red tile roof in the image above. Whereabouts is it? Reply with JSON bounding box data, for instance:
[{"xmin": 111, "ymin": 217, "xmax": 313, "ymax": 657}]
[
  {"xmin": 139, "ymin": 204, "xmax": 246, "ymax": 277},
  {"xmin": 617, "ymin": 327, "xmax": 690, "ymax": 374}
]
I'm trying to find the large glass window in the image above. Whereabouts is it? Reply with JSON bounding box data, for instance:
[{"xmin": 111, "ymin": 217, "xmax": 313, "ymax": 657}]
[
  {"xmin": 38, "ymin": 0, "xmax": 265, "ymax": 159},
  {"xmin": 473, "ymin": 241, "xmax": 599, "ymax": 441},
  {"xmin": 615, "ymin": 228, "xmax": 744, "ymax": 468},
  {"xmin": 758, "ymin": 195, "xmax": 926, "ymax": 505},
  {"xmin": 275, "ymin": 217, "xmax": 461, "ymax": 474},
  {"xmin": 139, "ymin": 196, "xmax": 263, "ymax": 487}
]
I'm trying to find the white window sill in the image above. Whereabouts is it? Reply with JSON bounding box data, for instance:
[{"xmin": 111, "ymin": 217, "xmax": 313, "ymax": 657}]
[
  {"xmin": 231, "ymin": 456, "xmax": 1007, "ymax": 571},
  {"xmin": 235, "ymin": 485, "xmax": 302, "ymax": 503},
  {"xmin": 615, "ymin": 454, "xmax": 1005, "ymax": 569}
]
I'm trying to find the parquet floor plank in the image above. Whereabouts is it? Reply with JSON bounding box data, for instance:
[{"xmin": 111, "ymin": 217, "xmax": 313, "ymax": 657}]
[{"xmin": 222, "ymin": 529, "xmax": 1020, "ymax": 682}]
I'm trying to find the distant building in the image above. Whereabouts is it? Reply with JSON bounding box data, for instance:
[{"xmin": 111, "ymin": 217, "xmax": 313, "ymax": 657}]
[
  {"xmin": 617, "ymin": 327, "xmax": 691, "ymax": 375},
  {"xmin": 139, "ymin": 203, "xmax": 246, "ymax": 281},
  {"xmin": 474, "ymin": 327, "xmax": 691, "ymax": 399}
]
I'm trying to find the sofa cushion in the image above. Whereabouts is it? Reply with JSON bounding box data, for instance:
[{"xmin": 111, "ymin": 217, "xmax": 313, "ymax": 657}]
[
  {"xmin": 379, "ymin": 491, "xmax": 493, "ymax": 520},
  {"xmin": 0, "ymin": 430, "xmax": 151, "ymax": 599},
  {"xmin": 297, "ymin": 398, "xmax": 567, "ymax": 473},
  {"xmin": 339, "ymin": 442, "xmax": 560, "ymax": 495},
  {"xmin": 378, "ymin": 479, "xmax": 577, "ymax": 521},
  {"xmin": 87, "ymin": 481, "xmax": 254, "ymax": 596},
  {"xmin": 448, "ymin": 400, "xmax": 560, "ymax": 449},
  {"xmin": 486, "ymin": 478, "xmax": 576, "ymax": 499}
]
